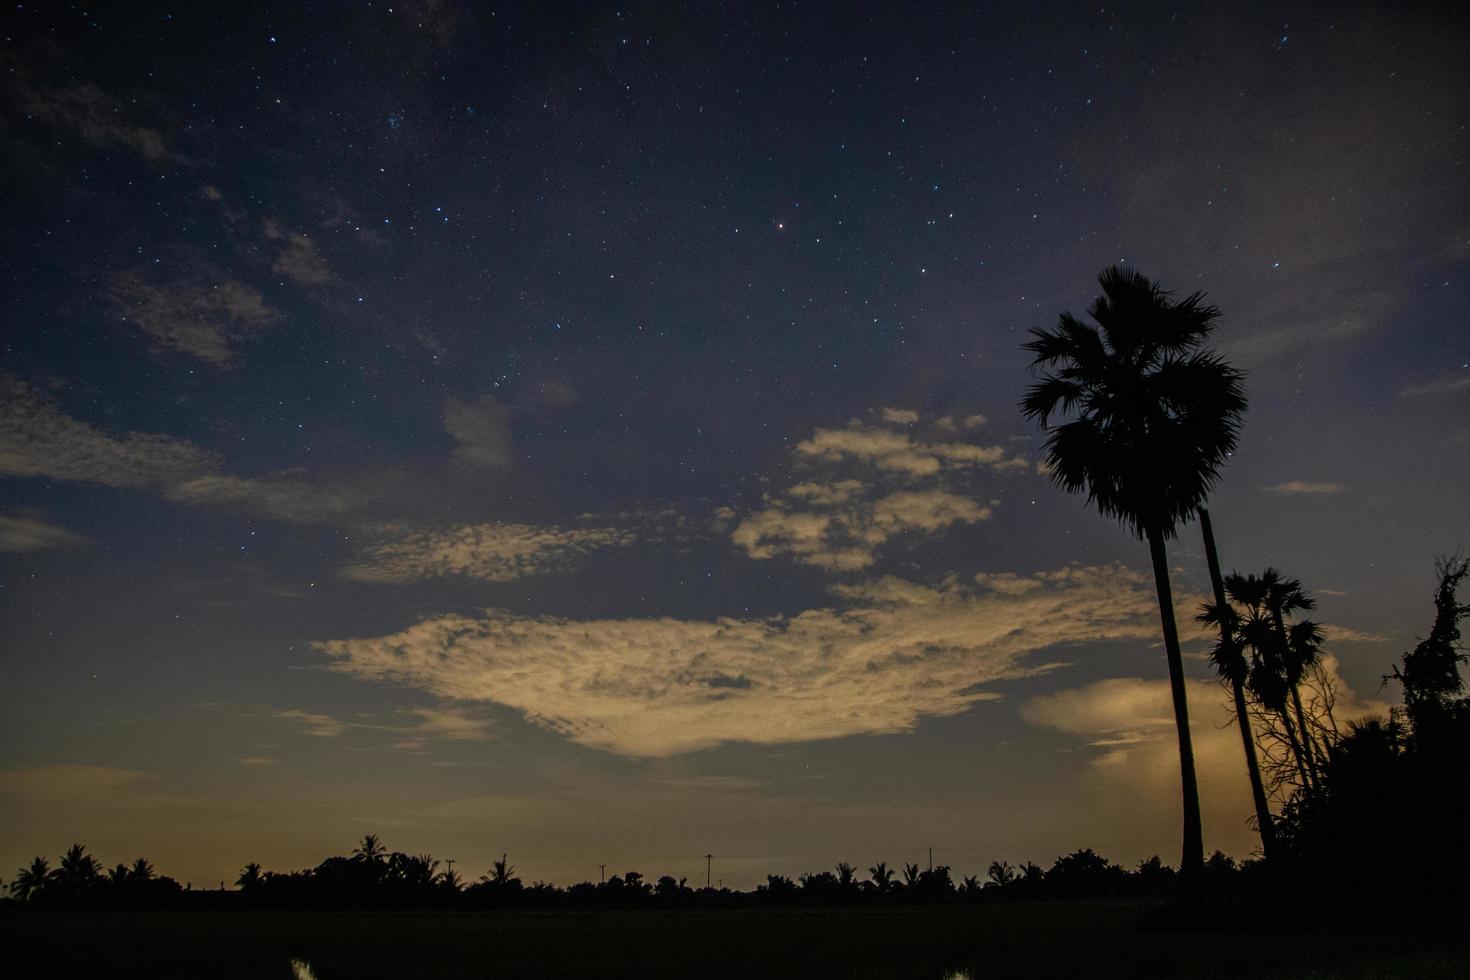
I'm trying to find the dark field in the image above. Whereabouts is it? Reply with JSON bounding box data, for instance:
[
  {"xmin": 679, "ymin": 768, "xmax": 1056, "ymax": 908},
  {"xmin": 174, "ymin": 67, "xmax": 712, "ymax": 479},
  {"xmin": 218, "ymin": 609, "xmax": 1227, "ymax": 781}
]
[{"xmin": 3, "ymin": 902, "xmax": 1467, "ymax": 979}]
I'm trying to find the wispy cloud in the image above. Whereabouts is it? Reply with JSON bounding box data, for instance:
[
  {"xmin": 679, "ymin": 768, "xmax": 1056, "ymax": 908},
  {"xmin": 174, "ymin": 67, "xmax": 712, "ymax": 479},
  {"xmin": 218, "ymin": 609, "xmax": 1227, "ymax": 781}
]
[
  {"xmin": 0, "ymin": 511, "xmax": 86, "ymax": 552},
  {"xmin": 1264, "ymin": 481, "xmax": 1345, "ymax": 495},
  {"xmin": 0, "ymin": 378, "xmax": 359, "ymax": 525},
  {"xmin": 0, "ymin": 377, "xmax": 217, "ymax": 486},
  {"xmin": 317, "ymin": 563, "xmax": 1165, "ymax": 757},
  {"xmin": 444, "ymin": 394, "xmax": 513, "ymax": 468},
  {"xmin": 4, "ymin": 55, "xmax": 175, "ymax": 164},
  {"xmin": 343, "ymin": 521, "xmax": 637, "ymax": 583},
  {"xmin": 111, "ymin": 271, "xmax": 281, "ymax": 367},
  {"xmin": 1398, "ymin": 374, "xmax": 1470, "ymax": 398}
]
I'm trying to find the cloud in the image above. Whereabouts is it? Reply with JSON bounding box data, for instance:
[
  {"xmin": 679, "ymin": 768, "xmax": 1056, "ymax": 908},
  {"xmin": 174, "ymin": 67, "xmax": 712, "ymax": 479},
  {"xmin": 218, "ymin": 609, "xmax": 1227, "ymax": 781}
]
[
  {"xmin": 1398, "ymin": 375, "xmax": 1470, "ymax": 398},
  {"xmin": 1264, "ymin": 481, "xmax": 1345, "ymax": 495},
  {"xmin": 111, "ymin": 272, "xmax": 281, "ymax": 367},
  {"xmin": 164, "ymin": 474, "xmax": 363, "ymax": 524},
  {"xmin": 0, "ymin": 377, "xmax": 217, "ymax": 487},
  {"xmin": 0, "ymin": 378, "xmax": 361, "ymax": 525},
  {"xmin": 273, "ymin": 709, "xmax": 350, "ymax": 738},
  {"xmin": 0, "ymin": 512, "xmax": 86, "ymax": 552},
  {"xmin": 316, "ymin": 563, "xmax": 1166, "ymax": 757},
  {"xmin": 0, "ymin": 765, "xmax": 157, "ymax": 806},
  {"xmin": 444, "ymin": 394, "xmax": 513, "ymax": 468},
  {"xmin": 343, "ymin": 521, "xmax": 637, "ymax": 583},
  {"xmin": 795, "ymin": 424, "xmax": 1019, "ymax": 477},
  {"xmin": 732, "ymin": 489, "xmax": 992, "ymax": 571},
  {"xmin": 1022, "ymin": 657, "xmax": 1390, "ymax": 842},
  {"xmin": 272, "ymin": 232, "xmax": 334, "ymax": 288},
  {"xmin": 5, "ymin": 62, "xmax": 173, "ymax": 163},
  {"xmin": 730, "ymin": 411, "xmax": 1023, "ymax": 570}
]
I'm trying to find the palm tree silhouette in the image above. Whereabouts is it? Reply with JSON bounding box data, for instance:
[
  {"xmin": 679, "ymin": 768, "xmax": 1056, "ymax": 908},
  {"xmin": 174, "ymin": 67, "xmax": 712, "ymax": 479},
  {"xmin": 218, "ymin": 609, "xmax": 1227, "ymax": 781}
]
[
  {"xmin": 10, "ymin": 857, "xmax": 54, "ymax": 902},
  {"xmin": 130, "ymin": 858, "xmax": 155, "ymax": 881},
  {"xmin": 1022, "ymin": 266, "xmax": 1247, "ymax": 883},
  {"xmin": 867, "ymin": 861, "xmax": 894, "ymax": 894},
  {"xmin": 236, "ymin": 862, "xmax": 263, "ymax": 890},
  {"xmin": 1222, "ymin": 570, "xmax": 1314, "ymax": 789},
  {"xmin": 1265, "ymin": 572, "xmax": 1323, "ymax": 784},
  {"xmin": 352, "ymin": 834, "xmax": 386, "ymax": 864},
  {"xmin": 1199, "ymin": 592, "xmax": 1279, "ymax": 859}
]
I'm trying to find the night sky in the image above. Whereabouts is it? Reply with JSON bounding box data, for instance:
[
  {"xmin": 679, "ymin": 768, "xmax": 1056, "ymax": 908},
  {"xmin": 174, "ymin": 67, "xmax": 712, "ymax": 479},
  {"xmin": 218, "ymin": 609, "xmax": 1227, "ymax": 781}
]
[{"xmin": 2, "ymin": 2, "xmax": 1467, "ymax": 891}]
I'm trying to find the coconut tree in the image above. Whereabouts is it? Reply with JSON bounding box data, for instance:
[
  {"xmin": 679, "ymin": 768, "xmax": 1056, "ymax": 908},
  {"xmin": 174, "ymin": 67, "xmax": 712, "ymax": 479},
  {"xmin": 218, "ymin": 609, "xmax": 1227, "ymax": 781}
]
[
  {"xmin": 10, "ymin": 857, "xmax": 54, "ymax": 902},
  {"xmin": 1022, "ymin": 265, "xmax": 1247, "ymax": 883}
]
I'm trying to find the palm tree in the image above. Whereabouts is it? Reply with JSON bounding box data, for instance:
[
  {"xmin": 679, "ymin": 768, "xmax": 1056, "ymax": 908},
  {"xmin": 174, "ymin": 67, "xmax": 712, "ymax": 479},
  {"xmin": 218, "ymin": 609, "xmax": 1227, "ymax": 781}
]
[
  {"xmin": 1022, "ymin": 266, "xmax": 1247, "ymax": 883},
  {"xmin": 867, "ymin": 861, "xmax": 894, "ymax": 894},
  {"xmin": 10, "ymin": 857, "xmax": 54, "ymax": 902},
  {"xmin": 1198, "ymin": 592, "xmax": 1279, "ymax": 860},
  {"xmin": 1224, "ymin": 571, "xmax": 1314, "ymax": 789},
  {"xmin": 352, "ymin": 834, "xmax": 386, "ymax": 864},
  {"xmin": 236, "ymin": 862, "xmax": 263, "ymax": 890},
  {"xmin": 1264, "ymin": 573, "xmax": 1323, "ymax": 783},
  {"xmin": 130, "ymin": 858, "xmax": 155, "ymax": 881},
  {"xmin": 986, "ymin": 860, "xmax": 1017, "ymax": 887},
  {"xmin": 58, "ymin": 844, "xmax": 100, "ymax": 885}
]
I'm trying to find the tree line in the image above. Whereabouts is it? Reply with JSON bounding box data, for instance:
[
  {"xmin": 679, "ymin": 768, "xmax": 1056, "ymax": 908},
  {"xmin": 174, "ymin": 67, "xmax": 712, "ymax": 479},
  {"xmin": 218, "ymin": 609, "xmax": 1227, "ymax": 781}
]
[{"xmin": 4, "ymin": 835, "xmax": 1268, "ymax": 912}]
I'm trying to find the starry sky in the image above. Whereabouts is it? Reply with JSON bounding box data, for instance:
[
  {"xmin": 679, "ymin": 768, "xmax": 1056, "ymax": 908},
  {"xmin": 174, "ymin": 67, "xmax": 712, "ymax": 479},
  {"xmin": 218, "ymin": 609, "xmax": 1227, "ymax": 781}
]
[{"xmin": 2, "ymin": 2, "xmax": 1467, "ymax": 891}]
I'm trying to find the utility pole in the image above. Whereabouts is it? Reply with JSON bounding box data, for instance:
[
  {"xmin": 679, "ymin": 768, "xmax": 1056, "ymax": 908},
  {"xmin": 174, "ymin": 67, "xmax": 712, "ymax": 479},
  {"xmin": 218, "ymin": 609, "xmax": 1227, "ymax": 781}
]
[
  {"xmin": 599, "ymin": 864, "xmax": 606, "ymax": 885},
  {"xmin": 928, "ymin": 847, "xmax": 933, "ymax": 872},
  {"xmin": 705, "ymin": 853, "xmax": 712, "ymax": 889},
  {"xmin": 445, "ymin": 858, "xmax": 455, "ymax": 876}
]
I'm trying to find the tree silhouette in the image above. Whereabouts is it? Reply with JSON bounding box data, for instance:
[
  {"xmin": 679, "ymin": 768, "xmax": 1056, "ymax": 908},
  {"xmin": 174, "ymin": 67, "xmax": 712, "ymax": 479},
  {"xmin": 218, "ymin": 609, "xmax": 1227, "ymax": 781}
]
[
  {"xmin": 236, "ymin": 862, "xmax": 263, "ymax": 890},
  {"xmin": 1393, "ymin": 553, "xmax": 1470, "ymax": 733},
  {"xmin": 867, "ymin": 861, "xmax": 894, "ymax": 894},
  {"xmin": 352, "ymin": 834, "xmax": 385, "ymax": 864},
  {"xmin": 10, "ymin": 856, "xmax": 54, "ymax": 902},
  {"xmin": 1022, "ymin": 265, "xmax": 1246, "ymax": 883},
  {"xmin": 1198, "ymin": 511, "xmax": 1278, "ymax": 861},
  {"xmin": 130, "ymin": 857, "xmax": 155, "ymax": 881},
  {"xmin": 1265, "ymin": 572, "xmax": 1324, "ymax": 785},
  {"xmin": 986, "ymin": 860, "xmax": 1016, "ymax": 888}
]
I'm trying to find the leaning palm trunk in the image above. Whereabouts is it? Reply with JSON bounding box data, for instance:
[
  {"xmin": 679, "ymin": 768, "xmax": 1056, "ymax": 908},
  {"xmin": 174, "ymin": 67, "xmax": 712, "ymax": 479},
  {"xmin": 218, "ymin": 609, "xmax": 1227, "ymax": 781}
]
[
  {"xmin": 1275, "ymin": 704, "xmax": 1314, "ymax": 790},
  {"xmin": 1288, "ymin": 685, "xmax": 1322, "ymax": 788},
  {"xmin": 1199, "ymin": 508, "xmax": 1277, "ymax": 859},
  {"xmin": 1147, "ymin": 526, "xmax": 1205, "ymax": 884},
  {"xmin": 1272, "ymin": 610, "xmax": 1322, "ymax": 789}
]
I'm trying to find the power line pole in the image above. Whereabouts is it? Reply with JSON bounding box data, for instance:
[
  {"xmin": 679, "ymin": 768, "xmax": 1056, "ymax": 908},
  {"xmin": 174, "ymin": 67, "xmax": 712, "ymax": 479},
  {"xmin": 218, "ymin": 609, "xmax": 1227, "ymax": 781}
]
[
  {"xmin": 599, "ymin": 864, "xmax": 605, "ymax": 885},
  {"xmin": 928, "ymin": 847, "xmax": 933, "ymax": 872},
  {"xmin": 705, "ymin": 853, "xmax": 712, "ymax": 889}
]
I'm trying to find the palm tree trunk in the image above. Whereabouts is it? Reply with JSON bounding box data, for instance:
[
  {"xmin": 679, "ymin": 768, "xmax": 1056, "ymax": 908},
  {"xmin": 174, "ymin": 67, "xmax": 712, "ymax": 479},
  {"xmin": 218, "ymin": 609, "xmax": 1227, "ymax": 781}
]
[
  {"xmin": 1276, "ymin": 703, "xmax": 1313, "ymax": 789},
  {"xmin": 1290, "ymin": 684, "xmax": 1322, "ymax": 788},
  {"xmin": 1199, "ymin": 508, "xmax": 1278, "ymax": 861},
  {"xmin": 1146, "ymin": 526, "xmax": 1205, "ymax": 886}
]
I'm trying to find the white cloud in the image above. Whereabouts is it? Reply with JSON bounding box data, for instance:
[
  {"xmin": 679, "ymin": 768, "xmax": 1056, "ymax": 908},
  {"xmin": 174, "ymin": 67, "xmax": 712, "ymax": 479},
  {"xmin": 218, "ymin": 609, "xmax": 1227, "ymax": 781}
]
[
  {"xmin": 317, "ymin": 563, "xmax": 1165, "ymax": 757},
  {"xmin": 1022, "ymin": 657, "xmax": 1391, "ymax": 850},
  {"xmin": 880, "ymin": 407, "xmax": 919, "ymax": 424},
  {"xmin": 794, "ymin": 422, "xmax": 1022, "ymax": 477},
  {"xmin": 112, "ymin": 273, "xmax": 281, "ymax": 367},
  {"xmin": 732, "ymin": 489, "xmax": 992, "ymax": 570},
  {"xmin": 0, "ymin": 512, "xmax": 86, "ymax": 552},
  {"xmin": 343, "ymin": 521, "xmax": 637, "ymax": 583},
  {"xmin": 0, "ymin": 378, "xmax": 217, "ymax": 487},
  {"xmin": 1264, "ymin": 481, "xmax": 1346, "ymax": 495},
  {"xmin": 165, "ymin": 474, "xmax": 362, "ymax": 524}
]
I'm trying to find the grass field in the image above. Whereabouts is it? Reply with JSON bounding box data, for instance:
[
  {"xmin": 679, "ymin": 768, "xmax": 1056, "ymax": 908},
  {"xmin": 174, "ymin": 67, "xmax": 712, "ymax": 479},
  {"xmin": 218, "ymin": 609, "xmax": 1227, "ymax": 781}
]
[{"xmin": 3, "ymin": 902, "xmax": 1466, "ymax": 978}]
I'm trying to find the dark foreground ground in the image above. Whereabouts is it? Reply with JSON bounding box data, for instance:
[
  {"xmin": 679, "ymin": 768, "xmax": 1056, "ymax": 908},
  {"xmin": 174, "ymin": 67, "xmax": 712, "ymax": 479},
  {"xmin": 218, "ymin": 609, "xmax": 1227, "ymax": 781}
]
[{"xmin": 3, "ymin": 901, "xmax": 1467, "ymax": 979}]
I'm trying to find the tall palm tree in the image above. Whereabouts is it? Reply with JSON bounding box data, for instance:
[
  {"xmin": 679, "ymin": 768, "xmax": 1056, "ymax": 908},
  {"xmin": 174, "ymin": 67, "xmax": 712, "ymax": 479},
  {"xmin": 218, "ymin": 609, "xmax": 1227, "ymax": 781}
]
[
  {"xmin": 1197, "ymin": 510, "xmax": 1278, "ymax": 861},
  {"xmin": 130, "ymin": 858, "xmax": 155, "ymax": 881},
  {"xmin": 1022, "ymin": 265, "xmax": 1247, "ymax": 883}
]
